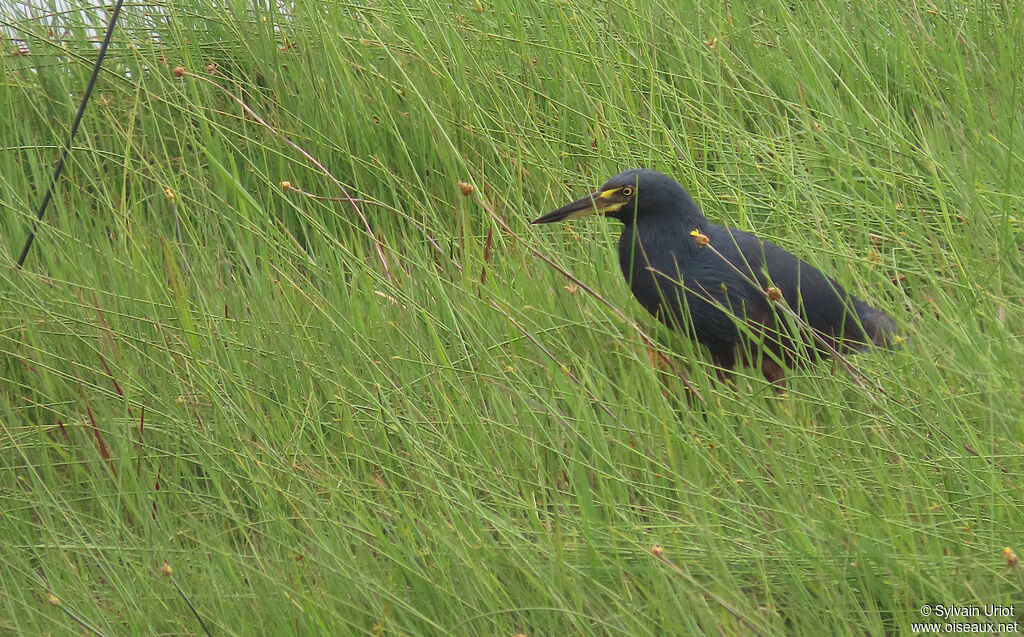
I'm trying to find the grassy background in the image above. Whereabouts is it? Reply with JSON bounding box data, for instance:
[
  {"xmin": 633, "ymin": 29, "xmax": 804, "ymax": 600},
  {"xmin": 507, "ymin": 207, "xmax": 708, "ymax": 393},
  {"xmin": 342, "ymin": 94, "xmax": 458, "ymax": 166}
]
[{"xmin": 2, "ymin": 0, "xmax": 1023, "ymax": 634}]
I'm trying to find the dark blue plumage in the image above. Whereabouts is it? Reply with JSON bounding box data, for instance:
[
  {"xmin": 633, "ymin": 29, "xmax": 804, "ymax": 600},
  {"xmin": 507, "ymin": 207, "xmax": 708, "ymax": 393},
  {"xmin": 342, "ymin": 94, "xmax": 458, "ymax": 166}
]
[{"xmin": 533, "ymin": 168, "xmax": 898, "ymax": 385}]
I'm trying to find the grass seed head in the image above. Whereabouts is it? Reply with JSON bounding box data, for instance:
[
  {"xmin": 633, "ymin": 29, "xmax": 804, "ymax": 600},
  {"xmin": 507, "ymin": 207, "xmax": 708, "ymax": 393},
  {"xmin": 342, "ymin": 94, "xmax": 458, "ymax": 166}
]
[{"xmin": 1004, "ymin": 547, "xmax": 1018, "ymax": 568}]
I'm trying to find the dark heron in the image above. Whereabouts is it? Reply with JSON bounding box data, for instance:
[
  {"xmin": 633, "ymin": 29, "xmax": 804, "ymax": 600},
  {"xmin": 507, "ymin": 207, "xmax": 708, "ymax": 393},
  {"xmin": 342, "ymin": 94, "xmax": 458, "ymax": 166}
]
[{"xmin": 532, "ymin": 168, "xmax": 899, "ymax": 387}]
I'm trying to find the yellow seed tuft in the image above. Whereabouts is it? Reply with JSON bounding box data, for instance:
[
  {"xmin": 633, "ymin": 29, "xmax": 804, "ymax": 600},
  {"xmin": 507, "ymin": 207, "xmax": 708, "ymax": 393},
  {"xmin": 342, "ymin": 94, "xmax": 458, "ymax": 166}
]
[
  {"xmin": 1004, "ymin": 547, "xmax": 1019, "ymax": 568},
  {"xmin": 172, "ymin": 66, "xmax": 185, "ymax": 77},
  {"xmin": 689, "ymin": 229, "xmax": 709, "ymax": 247},
  {"xmin": 46, "ymin": 593, "xmax": 60, "ymax": 606},
  {"xmin": 766, "ymin": 287, "xmax": 783, "ymax": 302},
  {"xmin": 164, "ymin": 187, "xmax": 175, "ymax": 200},
  {"xmin": 458, "ymin": 181, "xmax": 474, "ymax": 196},
  {"xmin": 650, "ymin": 545, "xmax": 665, "ymax": 558},
  {"xmin": 159, "ymin": 560, "xmax": 173, "ymax": 577},
  {"xmin": 280, "ymin": 181, "xmax": 292, "ymax": 191}
]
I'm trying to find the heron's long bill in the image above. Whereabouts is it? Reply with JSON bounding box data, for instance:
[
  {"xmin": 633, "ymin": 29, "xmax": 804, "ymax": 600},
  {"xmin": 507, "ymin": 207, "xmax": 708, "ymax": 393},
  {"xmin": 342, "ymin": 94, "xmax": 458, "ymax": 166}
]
[{"xmin": 531, "ymin": 188, "xmax": 626, "ymax": 224}]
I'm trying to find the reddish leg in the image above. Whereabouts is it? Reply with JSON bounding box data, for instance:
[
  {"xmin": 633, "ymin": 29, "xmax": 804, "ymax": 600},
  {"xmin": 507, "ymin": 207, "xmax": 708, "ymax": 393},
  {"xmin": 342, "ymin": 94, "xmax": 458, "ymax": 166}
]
[
  {"xmin": 760, "ymin": 356, "xmax": 788, "ymax": 393},
  {"xmin": 710, "ymin": 345, "xmax": 737, "ymax": 386}
]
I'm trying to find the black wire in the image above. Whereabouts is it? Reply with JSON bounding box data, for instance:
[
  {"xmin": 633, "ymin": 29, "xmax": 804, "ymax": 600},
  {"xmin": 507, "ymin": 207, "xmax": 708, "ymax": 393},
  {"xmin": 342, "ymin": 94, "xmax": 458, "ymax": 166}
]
[{"xmin": 15, "ymin": 0, "xmax": 125, "ymax": 268}]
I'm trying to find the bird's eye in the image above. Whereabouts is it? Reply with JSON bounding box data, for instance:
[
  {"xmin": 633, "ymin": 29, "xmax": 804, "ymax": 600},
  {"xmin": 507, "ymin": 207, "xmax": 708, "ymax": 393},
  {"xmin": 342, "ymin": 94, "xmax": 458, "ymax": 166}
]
[{"xmin": 621, "ymin": 186, "xmax": 634, "ymax": 197}]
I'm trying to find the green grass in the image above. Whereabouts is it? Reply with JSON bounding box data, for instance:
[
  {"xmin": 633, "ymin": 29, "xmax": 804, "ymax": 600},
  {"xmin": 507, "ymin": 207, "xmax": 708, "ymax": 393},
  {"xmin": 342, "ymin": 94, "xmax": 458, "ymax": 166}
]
[{"xmin": 2, "ymin": 0, "xmax": 1023, "ymax": 634}]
